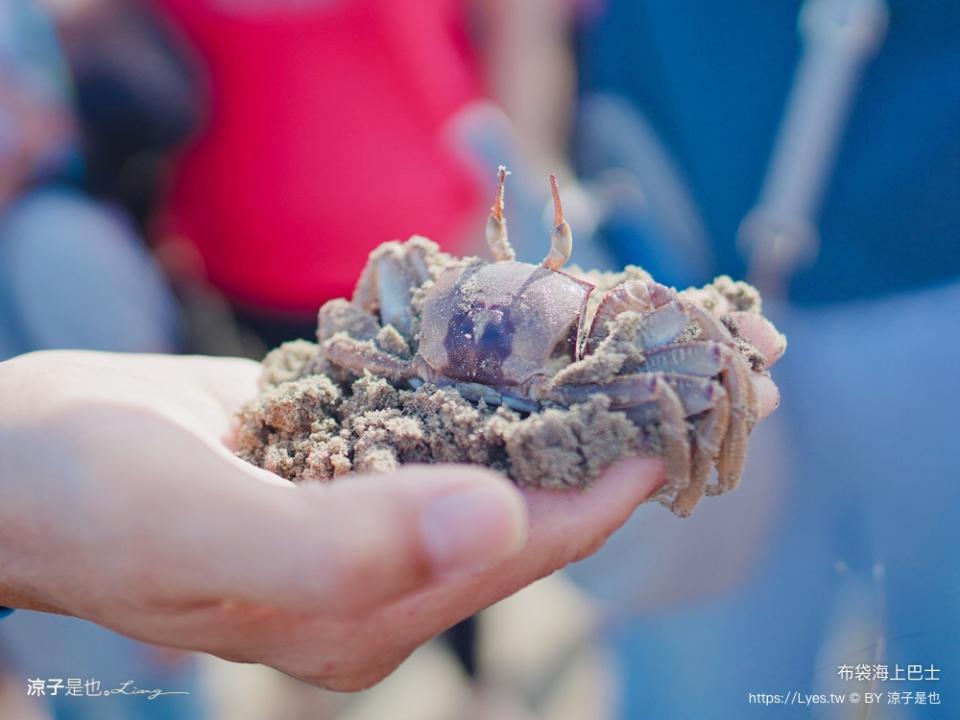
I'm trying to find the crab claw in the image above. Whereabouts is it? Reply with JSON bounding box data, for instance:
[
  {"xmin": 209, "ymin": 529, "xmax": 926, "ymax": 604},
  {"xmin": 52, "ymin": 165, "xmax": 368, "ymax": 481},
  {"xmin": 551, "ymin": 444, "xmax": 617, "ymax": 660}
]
[
  {"xmin": 486, "ymin": 165, "xmax": 516, "ymax": 262},
  {"xmin": 542, "ymin": 173, "xmax": 572, "ymax": 271}
]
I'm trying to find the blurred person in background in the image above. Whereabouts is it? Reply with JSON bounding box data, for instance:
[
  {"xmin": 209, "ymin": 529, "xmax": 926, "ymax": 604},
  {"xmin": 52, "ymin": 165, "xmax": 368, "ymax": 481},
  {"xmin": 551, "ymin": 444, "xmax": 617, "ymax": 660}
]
[
  {"xmin": 42, "ymin": 0, "xmax": 198, "ymax": 232},
  {"xmin": 43, "ymin": 0, "xmax": 260, "ymax": 357},
  {"xmin": 149, "ymin": 0, "xmax": 488, "ymax": 348},
  {"xmin": 0, "ymin": 2, "xmax": 203, "ymax": 719},
  {"xmin": 146, "ymin": 0, "xmax": 612, "ymax": 349},
  {"xmin": 0, "ymin": 0, "xmax": 181, "ymax": 361}
]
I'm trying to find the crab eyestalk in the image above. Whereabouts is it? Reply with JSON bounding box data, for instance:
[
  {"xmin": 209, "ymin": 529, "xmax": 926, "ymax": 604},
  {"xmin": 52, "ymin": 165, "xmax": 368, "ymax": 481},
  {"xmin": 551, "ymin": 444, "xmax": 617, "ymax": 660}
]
[
  {"xmin": 486, "ymin": 165, "xmax": 516, "ymax": 262},
  {"xmin": 542, "ymin": 173, "xmax": 572, "ymax": 271}
]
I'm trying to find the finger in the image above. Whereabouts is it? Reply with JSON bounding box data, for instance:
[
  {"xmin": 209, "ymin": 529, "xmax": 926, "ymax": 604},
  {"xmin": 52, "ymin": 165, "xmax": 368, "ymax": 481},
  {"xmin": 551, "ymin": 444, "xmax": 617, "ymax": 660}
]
[
  {"xmin": 172, "ymin": 355, "xmax": 263, "ymax": 416},
  {"xmin": 146, "ymin": 457, "xmax": 662, "ymax": 688},
  {"xmin": 752, "ymin": 374, "xmax": 781, "ymax": 421},
  {"xmin": 729, "ymin": 312, "xmax": 786, "ymax": 367},
  {"xmin": 135, "ymin": 353, "xmax": 263, "ymax": 447},
  {"xmin": 519, "ymin": 457, "xmax": 665, "ymax": 566},
  {"xmin": 43, "ymin": 350, "xmax": 263, "ymax": 415},
  {"xmin": 128, "ymin": 353, "xmax": 264, "ymax": 449},
  {"xmin": 379, "ymin": 457, "xmax": 664, "ymax": 643},
  {"xmin": 115, "ymin": 352, "xmax": 263, "ymax": 417},
  {"xmin": 154, "ymin": 460, "xmax": 528, "ymax": 615},
  {"xmin": 32, "ymin": 351, "xmax": 263, "ymax": 443}
]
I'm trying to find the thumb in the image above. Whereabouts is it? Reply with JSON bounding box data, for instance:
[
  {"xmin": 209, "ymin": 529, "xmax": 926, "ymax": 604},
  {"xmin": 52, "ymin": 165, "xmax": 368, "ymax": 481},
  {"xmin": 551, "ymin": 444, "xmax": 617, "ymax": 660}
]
[{"xmin": 188, "ymin": 465, "xmax": 529, "ymax": 615}]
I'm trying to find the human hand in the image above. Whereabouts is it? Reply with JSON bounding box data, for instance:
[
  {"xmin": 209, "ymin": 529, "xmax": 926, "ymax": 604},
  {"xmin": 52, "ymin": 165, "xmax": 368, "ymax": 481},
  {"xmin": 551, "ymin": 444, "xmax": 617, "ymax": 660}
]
[{"xmin": 0, "ymin": 350, "xmax": 668, "ymax": 690}]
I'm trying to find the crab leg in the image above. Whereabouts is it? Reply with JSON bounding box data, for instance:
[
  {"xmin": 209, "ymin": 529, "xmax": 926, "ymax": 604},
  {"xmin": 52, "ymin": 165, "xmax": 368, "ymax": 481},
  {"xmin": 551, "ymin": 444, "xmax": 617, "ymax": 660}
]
[
  {"xmin": 542, "ymin": 174, "xmax": 573, "ymax": 271},
  {"xmin": 640, "ymin": 342, "xmax": 724, "ymax": 376},
  {"xmin": 352, "ymin": 242, "xmax": 432, "ymax": 339},
  {"xmin": 547, "ymin": 373, "xmax": 692, "ymax": 512},
  {"xmin": 486, "ymin": 165, "xmax": 516, "ymax": 262},
  {"xmin": 642, "ymin": 372, "xmax": 731, "ymax": 513},
  {"xmin": 587, "ymin": 282, "xmax": 656, "ymax": 349},
  {"xmin": 316, "ymin": 298, "xmax": 381, "ymax": 344},
  {"xmin": 586, "ymin": 281, "xmax": 663, "ymax": 347},
  {"xmin": 710, "ymin": 345, "xmax": 754, "ymax": 493},
  {"xmin": 442, "ymin": 381, "xmax": 540, "ymax": 414},
  {"xmin": 659, "ymin": 374, "xmax": 722, "ymax": 415},
  {"xmin": 585, "ymin": 287, "xmax": 759, "ymax": 495},
  {"xmin": 682, "ymin": 300, "xmax": 735, "ymax": 344},
  {"xmin": 375, "ymin": 249, "xmax": 419, "ymax": 338},
  {"xmin": 640, "ymin": 340, "xmax": 754, "ymax": 493},
  {"xmin": 324, "ymin": 334, "xmax": 415, "ymax": 382},
  {"xmin": 658, "ymin": 302, "xmax": 759, "ymax": 493},
  {"xmin": 586, "ymin": 286, "xmax": 687, "ymax": 355},
  {"xmin": 585, "ymin": 301, "xmax": 691, "ymax": 359},
  {"xmin": 588, "ymin": 280, "xmax": 676, "ymax": 335},
  {"xmin": 675, "ymin": 385, "xmax": 730, "ymax": 515}
]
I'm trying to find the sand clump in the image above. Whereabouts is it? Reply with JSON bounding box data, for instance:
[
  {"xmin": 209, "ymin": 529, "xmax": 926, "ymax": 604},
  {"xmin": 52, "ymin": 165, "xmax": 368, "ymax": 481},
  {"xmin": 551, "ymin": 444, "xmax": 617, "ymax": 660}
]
[
  {"xmin": 236, "ymin": 341, "xmax": 644, "ymax": 489},
  {"xmin": 235, "ymin": 236, "xmax": 776, "ymax": 510}
]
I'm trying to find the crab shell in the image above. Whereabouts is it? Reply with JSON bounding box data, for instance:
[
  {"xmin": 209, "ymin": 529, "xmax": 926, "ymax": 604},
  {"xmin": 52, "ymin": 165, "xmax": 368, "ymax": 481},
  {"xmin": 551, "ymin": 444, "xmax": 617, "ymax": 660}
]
[{"xmin": 417, "ymin": 261, "xmax": 594, "ymax": 391}]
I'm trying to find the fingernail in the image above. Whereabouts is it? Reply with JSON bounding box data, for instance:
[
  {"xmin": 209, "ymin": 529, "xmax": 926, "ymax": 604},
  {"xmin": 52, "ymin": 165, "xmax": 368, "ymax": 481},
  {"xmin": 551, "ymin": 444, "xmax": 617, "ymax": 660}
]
[{"xmin": 421, "ymin": 484, "xmax": 527, "ymax": 575}]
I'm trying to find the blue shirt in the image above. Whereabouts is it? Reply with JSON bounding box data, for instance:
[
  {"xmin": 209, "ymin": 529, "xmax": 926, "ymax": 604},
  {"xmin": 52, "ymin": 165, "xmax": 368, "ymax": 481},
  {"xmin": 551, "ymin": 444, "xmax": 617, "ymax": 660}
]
[{"xmin": 576, "ymin": 0, "xmax": 960, "ymax": 304}]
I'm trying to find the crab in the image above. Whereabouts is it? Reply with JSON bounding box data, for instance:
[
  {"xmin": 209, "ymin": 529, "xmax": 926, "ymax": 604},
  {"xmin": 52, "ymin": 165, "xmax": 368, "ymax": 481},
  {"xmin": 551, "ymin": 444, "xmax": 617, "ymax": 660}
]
[{"xmin": 318, "ymin": 167, "xmax": 778, "ymax": 516}]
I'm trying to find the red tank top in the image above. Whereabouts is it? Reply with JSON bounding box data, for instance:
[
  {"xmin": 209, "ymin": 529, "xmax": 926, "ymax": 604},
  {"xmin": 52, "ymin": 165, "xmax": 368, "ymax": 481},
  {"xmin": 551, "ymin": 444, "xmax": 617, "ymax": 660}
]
[{"xmin": 153, "ymin": 0, "xmax": 483, "ymax": 313}]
